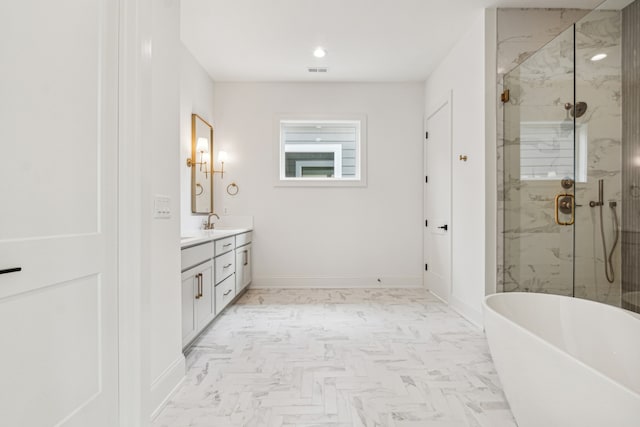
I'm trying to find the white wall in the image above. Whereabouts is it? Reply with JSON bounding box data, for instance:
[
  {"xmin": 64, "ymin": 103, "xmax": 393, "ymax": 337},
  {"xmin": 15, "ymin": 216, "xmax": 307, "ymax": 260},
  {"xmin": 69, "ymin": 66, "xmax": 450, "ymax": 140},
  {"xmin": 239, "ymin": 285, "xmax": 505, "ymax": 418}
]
[
  {"xmin": 424, "ymin": 10, "xmax": 496, "ymax": 325},
  {"xmin": 180, "ymin": 46, "xmax": 216, "ymax": 232},
  {"xmin": 209, "ymin": 83, "xmax": 424, "ymax": 288},
  {"xmin": 148, "ymin": 0, "xmax": 184, "ymax": 416}
]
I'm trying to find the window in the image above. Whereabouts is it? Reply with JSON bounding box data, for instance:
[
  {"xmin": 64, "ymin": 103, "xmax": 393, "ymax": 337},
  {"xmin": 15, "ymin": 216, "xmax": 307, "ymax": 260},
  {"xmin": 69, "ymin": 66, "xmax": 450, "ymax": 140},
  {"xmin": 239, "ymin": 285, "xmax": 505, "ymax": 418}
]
[
  {"xmin": 519, "ymin": 121, "xmax": 587, "ymax": 182},
  {"xmin": 275, "ymin": 115, "xmax": 367, "ymax": 186}
]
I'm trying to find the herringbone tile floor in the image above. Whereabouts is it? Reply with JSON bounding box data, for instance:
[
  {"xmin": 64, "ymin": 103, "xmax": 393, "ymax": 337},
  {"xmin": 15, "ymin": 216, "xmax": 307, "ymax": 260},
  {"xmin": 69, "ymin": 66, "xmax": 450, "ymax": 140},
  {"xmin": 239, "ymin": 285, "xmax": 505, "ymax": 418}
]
[{"xmin": 153, "ymin": 288, "xmax": 517, "ymax": 427}]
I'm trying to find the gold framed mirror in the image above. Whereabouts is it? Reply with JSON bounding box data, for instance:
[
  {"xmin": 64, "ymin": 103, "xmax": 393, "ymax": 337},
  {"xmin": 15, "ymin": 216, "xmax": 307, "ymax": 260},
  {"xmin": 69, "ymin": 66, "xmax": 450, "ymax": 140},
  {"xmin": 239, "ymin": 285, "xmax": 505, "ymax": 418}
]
[{"xmin": 189, "ymin": 114, "xmax": 214, "ymax": 213}]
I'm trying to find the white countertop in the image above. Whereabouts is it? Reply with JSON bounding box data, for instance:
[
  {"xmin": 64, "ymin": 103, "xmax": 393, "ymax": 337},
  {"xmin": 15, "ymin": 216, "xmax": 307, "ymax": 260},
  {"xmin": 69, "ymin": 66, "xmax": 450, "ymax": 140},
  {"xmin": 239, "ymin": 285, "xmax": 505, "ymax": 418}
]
[{"xmin": 180, "ymin": 228, "xmax": 252, "ymax": 249}]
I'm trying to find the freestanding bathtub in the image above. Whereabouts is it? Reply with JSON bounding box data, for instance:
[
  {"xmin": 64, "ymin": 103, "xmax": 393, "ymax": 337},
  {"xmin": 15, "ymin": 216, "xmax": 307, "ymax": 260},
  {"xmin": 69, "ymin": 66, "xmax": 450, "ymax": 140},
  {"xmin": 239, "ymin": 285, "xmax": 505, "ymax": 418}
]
[{"xmin": 483, "ymin": 292, "xmax": 640, "ymax": 427}]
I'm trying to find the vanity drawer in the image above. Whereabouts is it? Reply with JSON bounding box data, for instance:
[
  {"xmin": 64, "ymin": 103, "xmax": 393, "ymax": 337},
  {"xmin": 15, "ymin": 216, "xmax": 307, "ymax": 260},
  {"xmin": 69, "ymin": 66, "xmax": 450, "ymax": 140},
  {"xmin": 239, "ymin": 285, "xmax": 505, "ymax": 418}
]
[
  {"xmin": 235, "ymin": 231, "xmax": 252, "ymax": 248},
  {"xmin": 215, "ymin": 250, "xmax": 235, "ymax": 284},
  {"xmin": 215, "ymin": 274, "xmax": 236, "ymax": 314},
  {"xmin": 181, "ymin": 242, "xmax": 214, "ymax": 271},
  {"xmin": 215, "ymin": 236, "xmax": 235, "ymax": 256}
]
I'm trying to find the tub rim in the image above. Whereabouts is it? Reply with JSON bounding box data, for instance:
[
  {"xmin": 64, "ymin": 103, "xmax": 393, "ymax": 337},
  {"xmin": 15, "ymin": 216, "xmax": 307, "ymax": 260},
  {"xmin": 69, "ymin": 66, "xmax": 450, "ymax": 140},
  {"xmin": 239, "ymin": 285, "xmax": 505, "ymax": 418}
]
[{"xmin": 483, "ymin": 291, "xmax": 640, "ymax": 398}]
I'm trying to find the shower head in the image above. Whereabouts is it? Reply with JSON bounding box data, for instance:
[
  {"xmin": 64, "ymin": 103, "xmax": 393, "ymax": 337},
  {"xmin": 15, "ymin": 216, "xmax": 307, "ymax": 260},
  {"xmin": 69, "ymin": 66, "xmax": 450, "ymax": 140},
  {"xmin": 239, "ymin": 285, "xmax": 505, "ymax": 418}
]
[{"xmin": 564, "ymin": 102, "xmax": 588, "ymax": 118}]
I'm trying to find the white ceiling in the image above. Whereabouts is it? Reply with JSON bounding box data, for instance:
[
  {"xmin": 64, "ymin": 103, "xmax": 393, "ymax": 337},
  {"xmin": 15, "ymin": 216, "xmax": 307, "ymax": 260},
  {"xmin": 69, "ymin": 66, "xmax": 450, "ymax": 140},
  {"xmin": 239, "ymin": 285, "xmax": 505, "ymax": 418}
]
[{"xmin": 180, "ymin": 0, "xmax": 604, "ymax": 82}]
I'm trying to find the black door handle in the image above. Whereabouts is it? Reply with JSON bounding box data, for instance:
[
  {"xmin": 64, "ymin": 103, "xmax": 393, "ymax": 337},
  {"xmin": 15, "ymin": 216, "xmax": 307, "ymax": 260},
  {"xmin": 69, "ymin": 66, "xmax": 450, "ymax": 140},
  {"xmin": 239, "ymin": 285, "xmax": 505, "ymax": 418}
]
[
  {"xmin": 437, "ymin": 225, "xmax": 448, "ymax": 231},
  {"xmin": 0, "ymin": 267, "xmax": 22, "ymax": 275}
]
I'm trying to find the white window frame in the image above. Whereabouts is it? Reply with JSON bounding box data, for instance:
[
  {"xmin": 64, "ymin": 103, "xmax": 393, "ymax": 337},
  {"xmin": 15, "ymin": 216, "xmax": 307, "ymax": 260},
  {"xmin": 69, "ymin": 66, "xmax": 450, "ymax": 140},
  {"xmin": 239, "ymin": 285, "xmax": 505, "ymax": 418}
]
[{"xmin": 274, "ymin": 113, "xmax": 367, "ymax": 187}]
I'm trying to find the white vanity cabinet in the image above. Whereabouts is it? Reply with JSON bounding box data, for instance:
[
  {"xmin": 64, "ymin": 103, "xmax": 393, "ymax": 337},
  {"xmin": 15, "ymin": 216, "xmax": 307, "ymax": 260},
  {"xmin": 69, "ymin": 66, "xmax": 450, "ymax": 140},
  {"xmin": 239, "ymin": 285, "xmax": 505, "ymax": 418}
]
[
  {"xmin": 180, "ymin": 228, "xmax": 252, "ymax": 349},
  {"xmin": 235, "ymin": 232, "xmax": 252, "ymax": 293}
]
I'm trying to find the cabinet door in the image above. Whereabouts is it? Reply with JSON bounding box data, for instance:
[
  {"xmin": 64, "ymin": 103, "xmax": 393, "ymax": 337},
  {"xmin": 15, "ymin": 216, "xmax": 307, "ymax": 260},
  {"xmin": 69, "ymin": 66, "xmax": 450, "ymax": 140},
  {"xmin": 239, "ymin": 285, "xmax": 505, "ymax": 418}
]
[
  {"xmin": 236, "ymin": 243, "xmax": 252, "ymax": 292},
  {"xmin": 181, "ymin": 269, "xmax": 198, "ymax": 348},
  {"xmin": 195, "ymin": 260, "xmax": 215, "ymax": 329}
]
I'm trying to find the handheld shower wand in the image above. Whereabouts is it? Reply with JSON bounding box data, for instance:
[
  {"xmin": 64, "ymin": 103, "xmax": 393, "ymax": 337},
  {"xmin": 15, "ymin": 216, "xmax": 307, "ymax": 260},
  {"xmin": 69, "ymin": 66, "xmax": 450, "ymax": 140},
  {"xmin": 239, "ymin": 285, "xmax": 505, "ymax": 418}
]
[
  {"xmin": 589, "ymin": 179, "xmax": 605, "ymax": 207},
  {"xmin": 590, "ymin": 179, "xmax": 619, "ymax": 284}
]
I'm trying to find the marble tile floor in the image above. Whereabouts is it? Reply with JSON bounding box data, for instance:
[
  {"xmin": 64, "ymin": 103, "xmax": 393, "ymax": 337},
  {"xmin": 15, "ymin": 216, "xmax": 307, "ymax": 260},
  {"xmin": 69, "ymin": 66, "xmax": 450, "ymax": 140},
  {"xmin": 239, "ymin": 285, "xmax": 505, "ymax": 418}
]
[{"xmin": 153, "ymin": 289, "xmax": 517, "ymax": 427}]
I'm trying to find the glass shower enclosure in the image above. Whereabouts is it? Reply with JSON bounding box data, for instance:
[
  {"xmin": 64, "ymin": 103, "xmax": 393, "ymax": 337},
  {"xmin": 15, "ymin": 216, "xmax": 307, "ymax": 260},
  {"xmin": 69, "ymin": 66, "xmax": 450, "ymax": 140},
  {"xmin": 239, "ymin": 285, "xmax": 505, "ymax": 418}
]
[{"xmin": 502, "ymin": 0, "xmax": 640, "ymax": 314}]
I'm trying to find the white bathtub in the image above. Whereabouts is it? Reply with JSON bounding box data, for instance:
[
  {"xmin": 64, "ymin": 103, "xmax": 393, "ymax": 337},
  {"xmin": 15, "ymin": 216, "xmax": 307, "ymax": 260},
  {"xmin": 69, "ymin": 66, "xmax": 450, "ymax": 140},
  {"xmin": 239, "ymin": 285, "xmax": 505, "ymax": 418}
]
[{"xmin": 483, "ymin": 292, "xmax": 640, "ymax": 427}]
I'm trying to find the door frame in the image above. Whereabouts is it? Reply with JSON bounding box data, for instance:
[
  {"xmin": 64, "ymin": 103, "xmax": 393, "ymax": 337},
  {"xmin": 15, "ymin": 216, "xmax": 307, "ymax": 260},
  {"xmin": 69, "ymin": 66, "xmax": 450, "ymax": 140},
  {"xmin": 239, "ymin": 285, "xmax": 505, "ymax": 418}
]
[
  {"xmin": 117, "ymin": 0, "xmax": 153, "ymax": 425},
  {"xmin": 423, "ymin": 91, "xmax": 453, "ymax": 303}
]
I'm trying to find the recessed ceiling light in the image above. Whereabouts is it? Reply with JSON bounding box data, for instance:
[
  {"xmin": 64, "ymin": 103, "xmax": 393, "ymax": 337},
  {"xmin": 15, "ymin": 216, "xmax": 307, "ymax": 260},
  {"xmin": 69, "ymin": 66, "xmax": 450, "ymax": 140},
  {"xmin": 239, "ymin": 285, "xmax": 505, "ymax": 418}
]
[
  {"xmin": 591, "ymin": 53, "xmax": 607, "ymax": 62},
  {"xmin": 313, "ymin": 47, "xmax": 326, "ymax": 58}
]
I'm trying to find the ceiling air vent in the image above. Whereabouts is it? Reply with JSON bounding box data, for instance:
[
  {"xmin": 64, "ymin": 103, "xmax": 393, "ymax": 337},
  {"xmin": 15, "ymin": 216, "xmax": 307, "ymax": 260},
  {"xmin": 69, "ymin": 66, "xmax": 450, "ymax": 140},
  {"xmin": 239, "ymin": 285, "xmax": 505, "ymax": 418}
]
[{"xmin": 307, "ymin": 67, "xmax": 328, "ymax": 73}]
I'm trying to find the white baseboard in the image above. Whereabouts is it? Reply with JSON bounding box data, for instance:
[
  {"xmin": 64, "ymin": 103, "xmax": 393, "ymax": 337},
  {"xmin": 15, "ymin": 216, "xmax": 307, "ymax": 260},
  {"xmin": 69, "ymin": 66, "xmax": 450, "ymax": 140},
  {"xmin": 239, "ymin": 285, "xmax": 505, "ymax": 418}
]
[
  {"xmin": 251, "ymin": 276, "xmax": 423, "ymax": 289},
  {"xmin": 428, "ymin": 290, "xmax": 447, "ymax": 304},
  {"xmin": 150, "ymin": 355, "xmax": 186, "ymax": 420},
  {"xmin": 449, "ymin": 295, "xmax": 483, "ymax": 329}
]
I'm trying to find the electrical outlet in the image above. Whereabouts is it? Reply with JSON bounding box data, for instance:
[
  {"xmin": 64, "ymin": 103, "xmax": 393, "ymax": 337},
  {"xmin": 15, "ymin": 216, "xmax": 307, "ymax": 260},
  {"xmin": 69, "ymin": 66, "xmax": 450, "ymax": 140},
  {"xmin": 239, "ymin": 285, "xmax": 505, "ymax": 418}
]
[
  {"xmin": 223, "ymin": 206, "xmax": 229, "ymax": 215},
  {"xmin": 154, "ymin": 195, "xmax": 171, "ymax": 219}
]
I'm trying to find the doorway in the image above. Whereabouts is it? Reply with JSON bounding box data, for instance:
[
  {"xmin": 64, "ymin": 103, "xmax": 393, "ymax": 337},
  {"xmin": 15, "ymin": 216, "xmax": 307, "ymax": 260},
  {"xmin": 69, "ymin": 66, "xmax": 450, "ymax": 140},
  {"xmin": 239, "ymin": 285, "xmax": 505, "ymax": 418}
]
[{"xmin": 424, "ymin": 94, "xmax": 453, "ymax": 302}]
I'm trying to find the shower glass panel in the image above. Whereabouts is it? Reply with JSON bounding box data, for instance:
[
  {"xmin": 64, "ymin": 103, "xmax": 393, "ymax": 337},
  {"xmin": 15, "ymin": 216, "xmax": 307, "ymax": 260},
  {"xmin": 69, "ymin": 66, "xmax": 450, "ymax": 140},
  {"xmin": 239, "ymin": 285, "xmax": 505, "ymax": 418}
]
[
  {"xmin": 503, "ymin": 26, "xmax": 576, "ymax": 296},
  {"xmin": 503, "ymin": 0, "xmax": 639, "ymax": 313},
  {"xmin": 574, "ymin": 6, "xmax": 623, "ymax": 306}
]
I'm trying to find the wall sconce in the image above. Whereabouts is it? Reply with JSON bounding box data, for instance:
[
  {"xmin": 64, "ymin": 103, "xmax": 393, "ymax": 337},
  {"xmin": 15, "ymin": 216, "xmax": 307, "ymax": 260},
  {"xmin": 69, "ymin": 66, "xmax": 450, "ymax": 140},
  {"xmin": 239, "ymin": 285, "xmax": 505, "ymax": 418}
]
[
  {"xmin": 211, "ymin": 151, "xmax": 227, "ymax": 179},
  {"xmin": 187, "ymin": 137, "xmax": 211, "ymax": 179}
]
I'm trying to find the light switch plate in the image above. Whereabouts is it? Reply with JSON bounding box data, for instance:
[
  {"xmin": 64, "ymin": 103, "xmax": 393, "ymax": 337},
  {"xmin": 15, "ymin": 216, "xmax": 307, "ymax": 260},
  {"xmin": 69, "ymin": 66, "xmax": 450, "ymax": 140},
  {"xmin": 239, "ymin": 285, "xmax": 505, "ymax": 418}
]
[{"xmin": 154, "ymin": 195, "xmax": 171, "ymax": 219}]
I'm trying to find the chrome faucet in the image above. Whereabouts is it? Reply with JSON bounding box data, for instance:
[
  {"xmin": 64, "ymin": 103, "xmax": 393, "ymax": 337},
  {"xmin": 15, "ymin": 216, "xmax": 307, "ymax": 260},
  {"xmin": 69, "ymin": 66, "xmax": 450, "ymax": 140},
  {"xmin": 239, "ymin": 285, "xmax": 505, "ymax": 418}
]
[{"xmin": 204, "ymin": 213, "xmax": 220, "ymax": 230}]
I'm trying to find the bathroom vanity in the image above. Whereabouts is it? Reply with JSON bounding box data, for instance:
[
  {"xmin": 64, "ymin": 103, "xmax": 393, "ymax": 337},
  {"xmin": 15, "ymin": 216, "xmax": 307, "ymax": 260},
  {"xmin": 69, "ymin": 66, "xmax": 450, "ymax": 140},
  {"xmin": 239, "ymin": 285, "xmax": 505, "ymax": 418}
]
[{"xmin": 180, "ymin": 229, "xmax": 252, "ymax": 349}]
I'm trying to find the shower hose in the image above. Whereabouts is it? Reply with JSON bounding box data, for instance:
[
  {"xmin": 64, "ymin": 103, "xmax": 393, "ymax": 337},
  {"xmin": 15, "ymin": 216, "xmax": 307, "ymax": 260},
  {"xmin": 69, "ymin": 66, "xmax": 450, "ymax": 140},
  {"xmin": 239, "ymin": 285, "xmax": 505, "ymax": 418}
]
[{"xmin": 600, "ymin": 202, "xmax": 619, "ymax": 284}]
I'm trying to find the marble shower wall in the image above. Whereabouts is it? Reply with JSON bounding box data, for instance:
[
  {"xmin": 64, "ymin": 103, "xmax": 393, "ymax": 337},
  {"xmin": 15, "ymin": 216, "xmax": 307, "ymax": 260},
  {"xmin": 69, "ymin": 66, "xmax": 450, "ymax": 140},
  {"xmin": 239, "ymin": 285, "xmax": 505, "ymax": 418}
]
[
  {"xmin": 496, "ymin": 9, "xmax": 591, "ymax": 292},
  {"xmin": 497, "ymin": 8, "xmax": 623, "ymax": 306}
]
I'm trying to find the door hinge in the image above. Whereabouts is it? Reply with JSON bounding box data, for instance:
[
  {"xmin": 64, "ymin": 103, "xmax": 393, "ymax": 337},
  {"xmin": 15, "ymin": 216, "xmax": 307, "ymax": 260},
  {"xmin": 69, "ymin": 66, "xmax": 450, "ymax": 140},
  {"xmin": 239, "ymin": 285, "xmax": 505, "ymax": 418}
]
[
  {"xmin": 425, "ymin": 176, "xmax": 428, "ymax": 183},
  {"xmin": 425, "ymin": 131, "xmax": 429, "ymax": 139},
  {"xmin": 425, "ymin": 264, "xmax": 428, "ymax": 271},
  {"xmin": 501, "ymin": 89, "xmax": 510, "ymax": 103}
]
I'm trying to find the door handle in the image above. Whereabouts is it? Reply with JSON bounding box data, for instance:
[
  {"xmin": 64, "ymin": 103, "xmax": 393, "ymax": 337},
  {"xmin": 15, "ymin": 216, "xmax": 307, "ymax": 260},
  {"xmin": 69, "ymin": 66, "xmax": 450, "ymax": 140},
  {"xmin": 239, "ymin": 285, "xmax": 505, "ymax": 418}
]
[
  {"xmin": 555, "ymin": 194, "xmax": 575, "ymax": 226},
  {"xmin": 243, "ymin": 250, "xmax": 248, "ymax": 266},
  {"xmin": 437, "ymin": 225, "xmax": 448, "ymax": 231},
  {"xmin": 0, "ymin": 267, "xmax": 21, "ymax": 275}
]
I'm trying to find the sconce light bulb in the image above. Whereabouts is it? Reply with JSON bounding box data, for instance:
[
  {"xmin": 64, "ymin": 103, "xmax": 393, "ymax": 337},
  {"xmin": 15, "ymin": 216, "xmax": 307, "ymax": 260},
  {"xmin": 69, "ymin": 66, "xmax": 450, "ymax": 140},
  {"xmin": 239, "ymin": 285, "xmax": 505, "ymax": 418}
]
[
  {"xmin": 218, "ymin": 151, "xmax": 228, "ymax": 163},
  {"xmin": 196, "ymin": 137, "xmax": 209, "ymax": 153},
  {"xmin": 313, "ymin": 47, "xmax": 327, "ymax": 58}
]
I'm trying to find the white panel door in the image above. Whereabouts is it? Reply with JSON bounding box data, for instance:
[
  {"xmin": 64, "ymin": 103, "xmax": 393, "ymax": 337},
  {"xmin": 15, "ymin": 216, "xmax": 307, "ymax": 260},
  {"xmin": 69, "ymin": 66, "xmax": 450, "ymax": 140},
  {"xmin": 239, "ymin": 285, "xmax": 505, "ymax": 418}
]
[
  {"xmin": 424, "ymin": 95, "xmax": 452, "ymax": 302},
  {"xmin": 0, "ymin": 0, "xmax": 119, "ymax": 425}
]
